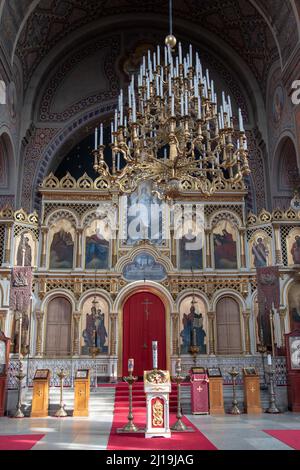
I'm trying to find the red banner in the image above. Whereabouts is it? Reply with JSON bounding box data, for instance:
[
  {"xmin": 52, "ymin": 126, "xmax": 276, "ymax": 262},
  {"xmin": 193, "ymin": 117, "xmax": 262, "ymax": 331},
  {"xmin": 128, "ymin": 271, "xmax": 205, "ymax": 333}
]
[
  {"xmin": 256, "ymin": 266, "xmax": 280, "ymax": 349},
  {"xmin": 9, "ymin": 267, "xmax": 33, "ymax": 313}
]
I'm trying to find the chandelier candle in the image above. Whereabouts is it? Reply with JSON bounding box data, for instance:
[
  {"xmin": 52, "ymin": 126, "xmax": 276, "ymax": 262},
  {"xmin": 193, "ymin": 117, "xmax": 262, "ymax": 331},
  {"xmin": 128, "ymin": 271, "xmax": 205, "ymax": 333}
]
[{"xmin": 92, "ymin": 42, "xmax": 250, "ymax": 199}]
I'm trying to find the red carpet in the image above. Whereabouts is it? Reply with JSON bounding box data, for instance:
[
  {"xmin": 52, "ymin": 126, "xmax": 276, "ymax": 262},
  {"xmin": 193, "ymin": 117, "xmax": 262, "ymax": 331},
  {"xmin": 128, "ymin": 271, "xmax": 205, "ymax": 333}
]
[
  {"xmin": 0, "ymin": 434, "xmax": 45, "ymax": 451},
  {"xmin": 107, "ymin": 383, "xmax": 217, "ymax": 450},
  {"xmin": 263, "ymin": 430, "xmax": 300, "ymax": 450}
]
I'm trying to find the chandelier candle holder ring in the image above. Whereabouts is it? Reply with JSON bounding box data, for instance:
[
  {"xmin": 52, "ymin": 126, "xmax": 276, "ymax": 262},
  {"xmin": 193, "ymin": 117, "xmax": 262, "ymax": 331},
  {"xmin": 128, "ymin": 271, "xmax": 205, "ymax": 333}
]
[{"xmin": 92, "ymin": 41, "xmax": 250, "ymax": 200}]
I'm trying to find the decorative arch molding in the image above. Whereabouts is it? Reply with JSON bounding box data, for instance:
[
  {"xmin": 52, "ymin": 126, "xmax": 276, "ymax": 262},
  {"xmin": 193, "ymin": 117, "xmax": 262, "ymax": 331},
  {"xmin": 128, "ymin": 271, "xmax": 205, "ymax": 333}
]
[
  {"xmin": 281, "ymin": 276, "xmax": 297, "ymax": 307},
  {"xmin": 115, "ymin": 246, "xmax": 174, "ymax": 273},
  {"xmin": 209, "ymin": 210, "xmax": 242, "ymax": 230},
  {"xmin": 78, "ymin": 289, "xmax": 113, "ymax": 312},
  {"xmin": 211, "ymin": 289, "xmax": 247, "ymax": 312},
  {"xmin": 40, "ymin": 289, "xmax": 76, "ymax": 313},
  {"xmin": 81, "ymin": 205, "xmax": 116, "ymax": 230},
  {"xmin": 175, "ymin": 289, "xmax": 210, "ymax": 313},
  {"xmin": 45, "ymin": 208, "xmax": 78, "ymax": 228},
  {"xmin": 112, "ymin": 280, "xmax": 176, "ymax": 314}
]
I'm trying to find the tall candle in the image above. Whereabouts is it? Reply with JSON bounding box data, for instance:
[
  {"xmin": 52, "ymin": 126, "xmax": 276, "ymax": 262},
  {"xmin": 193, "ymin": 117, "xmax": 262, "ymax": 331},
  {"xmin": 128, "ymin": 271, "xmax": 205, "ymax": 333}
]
[
  {"xmin": 94, "ymin": 127, "xmax": 98, "ymax": 150},
  {"xmin": 175, "ymin": 358, "xmax": 181, "ymax": 374},
  {"xmin": 152, "ymin": 341, "xmax": 158, "ymax": 369},
  {"xmin": 100, "ymin": 123, "xmax": 103, "ymax": 146}
]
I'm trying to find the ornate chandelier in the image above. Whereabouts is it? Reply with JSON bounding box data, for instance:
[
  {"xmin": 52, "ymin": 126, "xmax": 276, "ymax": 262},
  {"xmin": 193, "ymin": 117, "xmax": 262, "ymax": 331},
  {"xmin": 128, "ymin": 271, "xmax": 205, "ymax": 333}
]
[{"xmin": 92, "ymin": 38, "xmax": 250, "ymax": 199}]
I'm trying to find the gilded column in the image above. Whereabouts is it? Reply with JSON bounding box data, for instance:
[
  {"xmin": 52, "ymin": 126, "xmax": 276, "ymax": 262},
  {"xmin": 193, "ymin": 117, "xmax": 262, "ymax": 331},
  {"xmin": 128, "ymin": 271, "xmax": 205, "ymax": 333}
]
[
  {"xmin": 4, "ymin": 223, "xmax": 12, "ymax": 264},
  {"xmin": 40, "ymin": 227, "xmax": 48, "ymax": 268},
  {"xmin": 171, "ymin": 312, "xmax": 179, "ymax": 355},
  {"xmin": 73, "ymin": 312, "xmax": 81, "ymax": 356},
  {"xmin": 207, "ymin": 312, "xmax": 215, "ymax": 355},
  {"xmin": 279, "ymin": 307, "xmax": 287, "ymax": 348},
  {"xmin": 111, "ymin": 228, "xmax": 119, "ymax": 267},
  {"xmin": 205, "ymin": 229, "xmax": 211, "ymax": 268},
  {"xmin": 35, "ymin": 310, "xmax": 44, "ymax": 357},
  {"xmin": 109, "ymin": 313, "xmax": 117, "ymax": 355},
  {"xmin": 170, "ymin": 228, "xmax": 176, "ymax": 267},
  {"xmin": 243, "ymin": 310, "xmax": 251, "ymax": 355},
  {"xmin": 239, "ymin": 229, "xmax": 246, "ymax": 268},
  {"xmin": 76, "ymin": 229, "xmax": 83, "ymax": 268},
  {"xmin": 273, "ymin": 224, "xmax": 283, "ymax": 265}
]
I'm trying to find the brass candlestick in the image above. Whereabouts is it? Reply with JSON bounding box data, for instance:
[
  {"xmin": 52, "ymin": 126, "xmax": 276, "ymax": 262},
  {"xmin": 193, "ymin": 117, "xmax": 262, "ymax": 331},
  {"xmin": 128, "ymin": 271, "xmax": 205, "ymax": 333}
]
[
  {"xmin": 189, "ymin": 345, "xmax": 199, "ymax": 365},
  {"xmin": 266, "ymin": 363, "xmax": 280, "ymax": 414},
  {"xmin": 171, "ymin": 361, "xmax": 193, "ymax": 432},
  {"xmin": 121, "ymin": 371, "xmax": 139, "ymax": 432},
  {"xmin": 257, "ymin": 343, "xmax": 268, "ymax": 390},
  {"xmin": 55, "ymin": 369, "xmax": 68, "ymax": 417},
  {"xmin": 14, "ymin": 362, "xmax": 26, "ymax": 418},
  {"xmin": 228, "ymin": 367, "xmax": 241, "ymax": 415},
  {"xmin": 89, "ymin": 346, "xmax": 99, "ymax": 358}
]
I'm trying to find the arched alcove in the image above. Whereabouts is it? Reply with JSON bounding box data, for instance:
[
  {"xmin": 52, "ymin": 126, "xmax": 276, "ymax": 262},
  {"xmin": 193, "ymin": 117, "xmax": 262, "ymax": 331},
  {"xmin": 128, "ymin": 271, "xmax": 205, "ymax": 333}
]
[
  {"xmin": 0, "ymin": 132, "xmax": 16, "ymax": 207},
  {"xmin": 273, "ymin": 136, "xmax": 300, "ymax": 209}
]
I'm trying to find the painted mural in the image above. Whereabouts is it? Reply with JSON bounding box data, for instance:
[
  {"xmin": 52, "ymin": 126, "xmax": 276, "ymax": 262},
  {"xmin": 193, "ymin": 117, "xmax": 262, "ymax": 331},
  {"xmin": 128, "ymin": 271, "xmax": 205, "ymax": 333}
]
[
  {"xmin": 126, "ymin": 181, "xmax": 163, "ymax": 245},
  {"xmin": 81, "ymin": 296, "xmax": 109, "ymax": 355},
  {"xmin": 85, "ymin": 219, "xmax": 110, "ymax": 270},
  {"xmin": 14, "ymin": 231, "xmax": 36, "ymax": 266},
  {"xmin": 250, "ymin": 232, "xmax": 271, "ymax": 268},
  {"xmin": 179, "ymin": 295, "xmax": 207, "ymax": 354},
  {"xmin": 287, "ymin": 228, "xmax": 300, "ymax": 265},
  {"xmin": 288, "ymin": 283, "xmax": 300, "ymax": 332},
  {"xmin": 179, "ymin": 226, "xmax": 203, "ymax": 270},
  {"xmin": 213, "ymin": 221, "xmax": 237, "ymax": 269},
  {"xmin": 123, "ymin": 252, "xmax": 166, "ymax": 281},
  {"xmin": 49, "ymin": 219, "xmax": 74, "ymax": 269}
]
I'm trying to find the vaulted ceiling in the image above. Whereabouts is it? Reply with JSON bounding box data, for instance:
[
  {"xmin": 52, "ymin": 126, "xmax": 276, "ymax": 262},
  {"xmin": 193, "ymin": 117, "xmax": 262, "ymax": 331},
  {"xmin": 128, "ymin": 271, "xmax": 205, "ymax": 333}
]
[{"xmin": 0, "ymin": 0, "xmax": 299, "ymax": 98}]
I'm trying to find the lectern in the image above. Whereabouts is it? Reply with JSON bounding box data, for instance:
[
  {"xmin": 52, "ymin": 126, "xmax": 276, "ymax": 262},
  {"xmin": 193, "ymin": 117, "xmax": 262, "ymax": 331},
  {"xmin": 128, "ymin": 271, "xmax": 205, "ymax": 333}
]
[
  {"xmin": 0, "ymin": 331, "xmax": 10, "ymax": 416},
  {"xmin": 73, "ymin": 369, "xmax": 90, "ymax": 417},
  {"xmin": 243, "ymin": 367, "xmax": 262, "ymax": 414},
  {"xmin": 144, "ymin": 369, "xmax": 171, "ymax": 438},
  {"xmin": 285, "ymin": 330, "xmax": 300, "ymax": 412},
  {"xmin": 31, "ymin": 369, "xmax": 50, "ymax": 418},
  {"xmin": 207, "ymin": 367, "xmax": 224, "ymax": 415},
  {"xmin": 190, "ymin": 367, "xmax": 209, "ymax": 414}
]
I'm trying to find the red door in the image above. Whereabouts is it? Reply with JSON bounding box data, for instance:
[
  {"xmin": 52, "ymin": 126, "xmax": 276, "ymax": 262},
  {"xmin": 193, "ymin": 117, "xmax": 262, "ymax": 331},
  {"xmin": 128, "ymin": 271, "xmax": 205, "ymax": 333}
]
[{"xmin": 123, "ymin": 292, "xmax": 166, "ymax": 377}]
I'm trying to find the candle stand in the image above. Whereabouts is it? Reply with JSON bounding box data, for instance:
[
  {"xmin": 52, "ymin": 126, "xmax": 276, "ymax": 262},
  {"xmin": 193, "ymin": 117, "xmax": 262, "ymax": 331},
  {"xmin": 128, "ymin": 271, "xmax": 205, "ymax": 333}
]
[
  {"xmin": 55, "ymin": 369, "xmax": 68, "ymax": 417},
  {"xmin": 266, "ymin": 363, "xmax": 280, "ymax": 414},
  {"xmin": 13, "ymin": 361, "xmax": 26, "ymax": 418},
  {"xmin": 171, "ymin": 361, "xmax": 193, "ymax": 432},
  {"xmin": 228, "ymin": 367, "xmax": 241, "ymax": 415},
  {"xmin": 117, "ymin": 371, "xmax": 141, "ymax": 433}
]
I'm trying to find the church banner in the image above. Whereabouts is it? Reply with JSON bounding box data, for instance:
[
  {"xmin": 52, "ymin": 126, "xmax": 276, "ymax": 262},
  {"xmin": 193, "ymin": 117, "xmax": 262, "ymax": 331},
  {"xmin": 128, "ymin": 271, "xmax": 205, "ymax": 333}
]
[
  {"xmin": 256, "ymin": 266, "xmax": 280, "ymax": 348},
  {"xmin": 9, "ymin": 267, "xmax": 33, "ymax": 313}
]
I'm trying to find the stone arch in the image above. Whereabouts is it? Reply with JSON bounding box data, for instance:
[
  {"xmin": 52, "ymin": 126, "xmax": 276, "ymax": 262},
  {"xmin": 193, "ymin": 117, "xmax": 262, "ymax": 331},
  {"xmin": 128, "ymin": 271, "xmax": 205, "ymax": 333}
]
[
  {"xmin": 0, "ymin": 130, "xmax": 16, "ymax": 206},
  {"xmin": 273, "ymin": 135, "xmax": 300, "ymax": 209}
]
